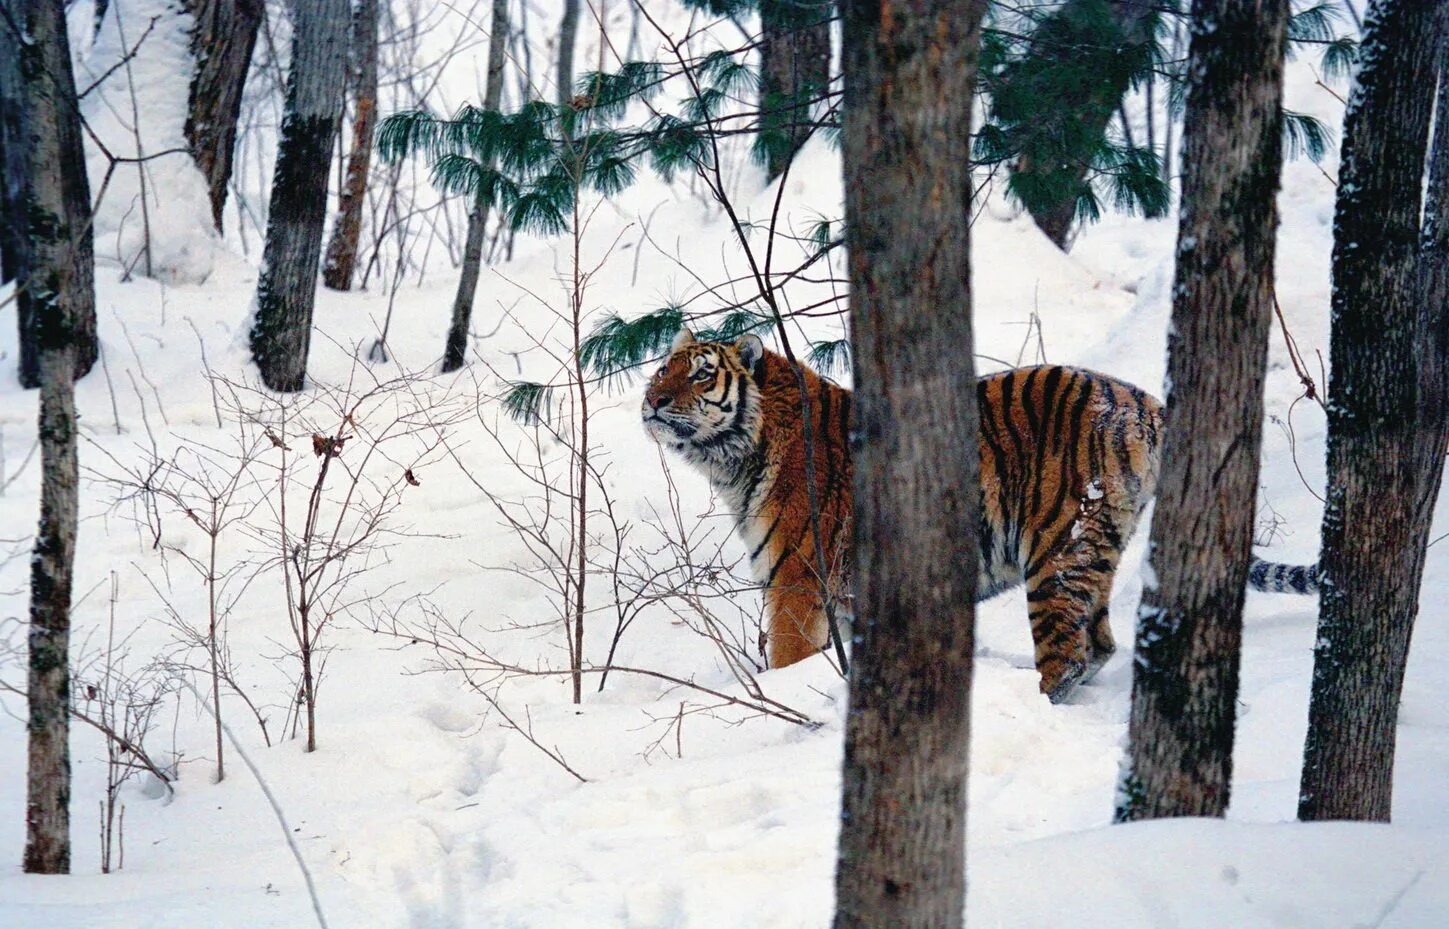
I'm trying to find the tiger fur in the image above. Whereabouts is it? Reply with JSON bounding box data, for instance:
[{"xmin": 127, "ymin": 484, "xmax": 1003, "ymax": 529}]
[{"xmin": 641, "ymin": 329, "xmax": 1318, "ymax": 702}]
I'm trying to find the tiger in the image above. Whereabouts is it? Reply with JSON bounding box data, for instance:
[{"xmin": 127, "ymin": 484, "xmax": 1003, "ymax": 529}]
[{"xmin": 641, "ymin": 329, "xmax": 1318, "ymax": 703}]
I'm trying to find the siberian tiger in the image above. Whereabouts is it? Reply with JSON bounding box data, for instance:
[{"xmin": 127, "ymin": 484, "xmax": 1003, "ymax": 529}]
[{"xmin": 641, "ymin": 329, "xmax": 1317, "ymax": 702}]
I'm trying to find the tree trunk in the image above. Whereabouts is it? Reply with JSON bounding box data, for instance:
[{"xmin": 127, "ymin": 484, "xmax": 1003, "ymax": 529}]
[
  {"xmin": 1298, "ymin": 0, "xmax": 1445, "ymax": 823},
  {"xmin": 441, "ymin": 0, "xmax": 508, "ymax": 373},
  {"xmin": 183, "ymin": 0, "xmax": 264, "ymax": 234},
  {"xmin": 556, "ymin": 0, "xmax": 578, "ymax": 109},
  {"xmin": 1114, "ymin": 0, "xmax": 1288, "ymax": 823},
  {"xmin": 322, "ymin": 0, "xmax": 378, "ymax": 291},
  {"xmin": 1001, "ymin": 0, "xmax": 1157, "ymax": 250},
  {"xmin": 832, "ymin": 1, "xmax": 986, "ymax": 927},
  {"xmin": 249, "ymin": 0, "xmax": 348, "ymax": 393},
  {"xmin": 0, "ymin": 9, "xmax": 25, "ymax": 285},
  {"xmin": 758, "ymin": 0, "xmax": 832, "ymax": 182},
  {"xmin": 18, "ymin": 0, "xmax": 94, "ymax": 874}
]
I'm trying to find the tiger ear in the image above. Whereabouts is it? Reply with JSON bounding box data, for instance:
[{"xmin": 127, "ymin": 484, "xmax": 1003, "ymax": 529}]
[
  {"xmin": 670, "ymin": 328, "xmax": 696, "ymax": 352},
  {"xmin": 735, "ymin": 333, "xmax": 763, "ymax": 368}
]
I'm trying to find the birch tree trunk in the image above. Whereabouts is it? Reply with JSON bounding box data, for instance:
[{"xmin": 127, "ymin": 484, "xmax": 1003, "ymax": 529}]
[
  {"xmin": 249, "ymin": 0, "xmax": 348, "ymax": 392},
  {"xmin": 17, "ymin": 0, "xmax": 95, "ymax": 873},
  {"xmin": 1115, "ymin": 0, "xmax": 1288, "ymax": 822},
  {"xmin": 322, "ymin": 0, "xmax": 379, "ymax": 291},
  {"xmin": 183, "ymin": 0, "xmax": 264, "ymax": 234},
  {"xmin": 833, "ymin": 0, "xmax": 986, "ymax": 926},
  {"xmin": 440, "ymin": 0, "xmax": 508, "ymax": 373},
  {"xmin": 758, "ymin": 0, "xmax": 831, "ymax": 181},
  {"xmin": 1298, "ymin": 0, "xmax": 1446, "ymax": 823}
]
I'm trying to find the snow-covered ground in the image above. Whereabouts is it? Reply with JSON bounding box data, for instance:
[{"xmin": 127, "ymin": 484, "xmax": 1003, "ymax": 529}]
[{"xmin": 2, "ymin": 5, "xmax": 1446, "ymax": 927}]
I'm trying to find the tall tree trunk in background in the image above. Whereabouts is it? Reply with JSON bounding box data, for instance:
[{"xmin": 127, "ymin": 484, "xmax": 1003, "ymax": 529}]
[
  {"xmin": 832, "ymin": 1, "xmax": 985, "ymax": 926},
  {"xmin": 322, "ymin": 0, "xmax": 378, "ymax": 291},
  {"xmin": 17, "ymin": 0, "xmax": 95, "ymax": 873},
  {"xmin": 1298, "ymin": 0, "xmax": 1445, "ymax": 824},
  {"xmin": 183, "ymin": 0, "xmax": 264, "ymax": 234},
  {"xmin": 440, "ymin": 0, "xmax": 508, "ymax": 373},
  {"xmin": 758, "ymin": 0, "xmax": 831, "ymax": 182},
  {"xmin": 556, "ymin": 0, "xmax": 578, "ymax": 108},
  {"xmin": 1114, "ymin": 0, "xmax": 1288, "ymax": 823},
  {"xmin": 249, "ymin": 0, "xmax": 347, "ymax": 392},
  {"xmin": 9, "ymin": 0, "xmax": 97, "ymax": 392},
  {"xmin": 0, "ymin": 7, "xmax": 25, "ymax": 286},
  {"xmin": 999, "ymin": 0, "xmax": 1157, "ymax": 250}
]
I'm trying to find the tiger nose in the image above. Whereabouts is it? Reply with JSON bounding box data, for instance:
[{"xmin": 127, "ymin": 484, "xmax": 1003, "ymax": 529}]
[{"xmin": 649, "ymin": 394, "xmax": 673, "ymax": 411}]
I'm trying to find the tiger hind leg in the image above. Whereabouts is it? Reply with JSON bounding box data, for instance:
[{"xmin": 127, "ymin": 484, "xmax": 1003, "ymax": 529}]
[
  {"xmin": 764, "ymin": 554, "xmax": 829, "ymax": 669},
  {"xmin": 1026, "ymin": 517, "xmax": 1126, "ymax": 703}
]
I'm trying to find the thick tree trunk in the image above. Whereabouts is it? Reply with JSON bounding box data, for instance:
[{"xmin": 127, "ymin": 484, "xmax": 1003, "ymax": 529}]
[
  {"xmin": 556, "ymin": 0, "xmax": 579, "ymax": 108},
  {"xmin": 10, "ymin": 0, "xmax": 97, "ymax": 393},
  {"xmin": 1298, "ymin": 0, "xmax": 1445, "ymax": 823},
  {"xmin": 758, "ymin": 0, "xmax": 832, "ymax": 181},
  {"xmin": 0, "ymin": 10, "xmax": 24, "ymax": 285},
  {"xmin": 1002, "ymin": 0, "xmax": 1157, "ymax": 250},
  {"xmin": 1115, "ymin": 0, "xmax": 1287, "ymax": 823},
  {"xmin": 183, "ymin": 0, "xmax": 264, "ymax": 234},
  {"xmin": 249, "ymin": 0, "xmax": 348, "ymax": 392},
  {"xmin": 441, "ymin": 0, "xmax": 508, "ymax": 373},
  {"xmin": 832, "ymin": 1, "xmax": 986, "ymax": 927},
  {"xmin": 322, "ymin": 0, "xmax": 378, "ymax": 291},
  {"xmin": 17, "ymin": 0, "xmax": 94, "ymax": 874}
]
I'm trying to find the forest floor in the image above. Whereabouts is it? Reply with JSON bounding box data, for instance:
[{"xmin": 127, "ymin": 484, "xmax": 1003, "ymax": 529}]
[{"xmin": 1, "ymin": 46, "xmax": 1447, "ymax": 929}]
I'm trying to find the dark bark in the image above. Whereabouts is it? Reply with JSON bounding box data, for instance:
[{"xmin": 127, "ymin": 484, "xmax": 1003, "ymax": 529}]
[
  {"xmin": 17, "ymin": 0, "xmax": 94, "ymax": 874},
  {"xmin": 1001, "ymin": 0, "xmax": 1157, "ymax": 250},
  {"xmin": 556, "ymin": 0, "xmax": 578, "ymax": 109},
  {"xmin": 9, "ymin": 0, "xmax": 96, "ymax": 391},
  {"xmin": 832, "ymin": 1, "xmax": 986, "ymax": 927},
  {"xmin": 759, "ymin": 0, "xmax": 832, "ymax": 182},
  {"xmin": 322, "ymin": 0, "xmax": 378, "ymax": 291},
  {"xmin": 0, "ymin": 8, "xmax": 24, "ymax": 285},
  {"xmin": 1299, "ymin": 0, "xmax": 1446, "ymax": 823},
  {"xmin": 441, "ymin": 0, "xmax": 508, "ymax": 373},
  {"xmin": 183, "ymin": 0, "xmax": 264, "ymax": 234},
  {"xmin": 1115, "ymin": 0, "xmax": 1287, "ymax": 822},
  {"xmin": 249, "ymin": 0, "xmax": 348, "ymax": 392}
]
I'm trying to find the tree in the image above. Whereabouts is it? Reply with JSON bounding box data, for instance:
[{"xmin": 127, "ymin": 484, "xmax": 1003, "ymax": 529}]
[
  {"xmin": 440, "ymin": 0, "xmax": 508, "ymax": 372},
  {"xmin": 557, "ymin": 0, "xmax": 579, "ymax": 109},
  {"xmin": 249, "ymin": 0, "xmax": 348, "ymax": 393},
  {"xmin": 0, "ymin": 6, "xmax": 24, "ymax": 284},
  {"xmin": 183, "ymin": 0, "xmax": 264, "ymax": 234},
  {"xmin": 832, "ymin": 0, "xmax": 986, "ymax": 926},
  {"xmin": 989, "ymin": 0, "xmax": 1159, "ymax": 250},
  {"xmin": 11, "ymin": 0, "xmax": 96, "ymax": 873},
  {"xmin": 1298, "ymin": 0, "xmax": 1446, "ymax": 823},
  {"xmin": 322, "ymin": 0, "xmax": 379, "ymax": 291},
  {"xmin": 758, "ymin": 0, "xmax": 831, "ymax": 182},
  {"xmin": 1114, "ymin": 0, "xmax": 1288, "ymax": 822}
]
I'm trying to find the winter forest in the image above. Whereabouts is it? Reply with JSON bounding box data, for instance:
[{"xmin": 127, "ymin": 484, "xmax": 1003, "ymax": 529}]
[{"xmin": 1, "ymin": 0, "xmax": 1446, "ymax": 925}]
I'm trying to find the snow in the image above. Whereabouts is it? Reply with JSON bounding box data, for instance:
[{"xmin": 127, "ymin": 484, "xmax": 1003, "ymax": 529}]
[{"xmin": 1, "ymin": 9, "xmax": 1446, "ymax": 929}]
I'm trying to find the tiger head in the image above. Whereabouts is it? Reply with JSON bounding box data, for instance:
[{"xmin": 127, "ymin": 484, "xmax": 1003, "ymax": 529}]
[{"xmin": 642, "ymin": 329, "xmax": 765, "ymax": 463}]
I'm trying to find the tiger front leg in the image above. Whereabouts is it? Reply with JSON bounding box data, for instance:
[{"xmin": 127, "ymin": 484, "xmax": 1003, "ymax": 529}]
[{"xmin": 764, "ymin": 554, "xmax": 830, "ymax": 669}]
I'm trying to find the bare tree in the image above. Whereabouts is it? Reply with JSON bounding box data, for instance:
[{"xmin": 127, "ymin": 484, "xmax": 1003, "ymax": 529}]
[
  {"xmin": 1298, "ymin": 0, "xmax": 1446, "ymax": 823},
  {"xmin": 832, "ymin": 0, "xmax": 986, "ymax": 926},
  {"xmin": 441, "ymin": 0, "xmax": 508, "ymax": 372},
  {"xmin": 758, "ymin": 0, "xmax": 832, "ymax": 182},
  {"xmin": 183, "ymin": 0, "xmax": 264, "ymax": 233},
  {"xmin": 0, "ymin": 4, "xmax": 23, "ymax": 284},
  {"xmin": 322, "ymin": 0, "xmax": 379, "ymax": 291},
  {"xmin": 249, "ymin": 0, "xmax": 348, "ymax": 392},
  {"xmin": 1115, "ymin": 0, "xmax": 1288, "ymax": 822},
  {"xmin": 12, "ymin": 0, "xmax": 97, "ymax": 873},
  {"xmin": 557, "ymin": 0, "xmax": 579, "ymax": 108}
]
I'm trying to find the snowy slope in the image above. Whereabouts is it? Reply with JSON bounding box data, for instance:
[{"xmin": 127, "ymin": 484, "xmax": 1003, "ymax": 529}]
[{"xmin": 2, "ymin": 11, "xmax": 1447, "ymax": 929}]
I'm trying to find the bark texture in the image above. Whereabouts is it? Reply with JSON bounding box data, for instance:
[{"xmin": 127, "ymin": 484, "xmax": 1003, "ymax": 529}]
[
  {"xmin": 441, "ymin": 0, "xmax": 508, "ymax": 373},
  {"xmin": 1001, "ymin": 0, "xmax": 1157, "ymax": 250},
  {"xmin": 759, "ymin": 0, "xmax": 831, "ymax": 181},
  {"xmin": 832, "ymin": 1, "xmax": 986, "ymax": 927},
  {"xmin": 249, "ymin": 0, "xmax": 348, "ymax": 392},
  {"xmin": 556, "ymin": 0, "xmax": 579, "ymax": 108},
  {"xmin": 1299, "ymin": 0, "xmax": 1446, "ymax": 823},
  {"xmin": 18, "ymin": 0, "xmax": 94, "ymax": 873},
  {"xmin": 11, "ymin": 0, "xmax": 97, "ymax": 391},
  {"xmin": 0, "ymin": 6, "xmax": 25, "ymax": 284},
  {"xmin": 183, "ymin": 0, "xmax": 264, "ymax": 234},
  {"xmin": 1115, "ymin": 0, "xmax": 1287, "ymax": 822},
  {"xmin": 322, "ymin": 0, "xmax": 378, "ymax": 291}
]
